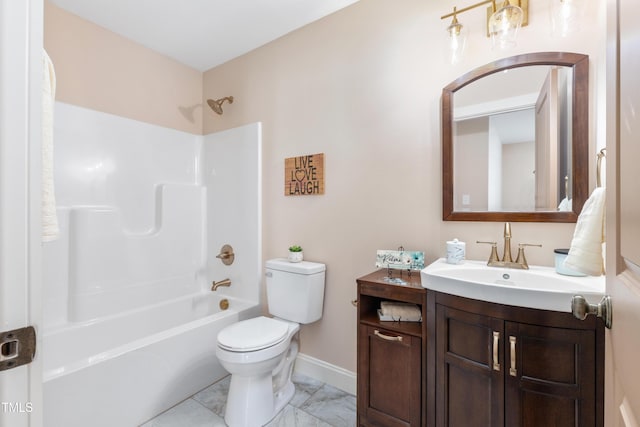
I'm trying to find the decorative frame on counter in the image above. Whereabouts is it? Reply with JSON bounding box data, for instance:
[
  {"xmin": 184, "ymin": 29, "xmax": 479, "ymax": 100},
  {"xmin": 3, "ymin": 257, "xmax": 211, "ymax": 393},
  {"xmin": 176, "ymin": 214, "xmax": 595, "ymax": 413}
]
[{"xmin": 376, "ymin": 250, "xmax": 425, "ymax": 271}]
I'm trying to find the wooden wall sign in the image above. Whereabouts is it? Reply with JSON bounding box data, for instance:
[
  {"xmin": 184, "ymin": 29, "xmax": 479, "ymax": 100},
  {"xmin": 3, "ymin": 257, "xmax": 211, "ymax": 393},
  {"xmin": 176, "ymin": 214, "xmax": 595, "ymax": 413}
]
[{"xmin": 284, "ymin": 153, "xmax": 325, "ymax": 196}]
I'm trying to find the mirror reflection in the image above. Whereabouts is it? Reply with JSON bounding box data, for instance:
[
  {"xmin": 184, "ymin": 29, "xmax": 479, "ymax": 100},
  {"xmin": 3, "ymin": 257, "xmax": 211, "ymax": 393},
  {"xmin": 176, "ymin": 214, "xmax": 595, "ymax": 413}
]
[
  {"xmin": 453, "ymin": 65, "xmax": 573, "ymax": 212},
  {"xmin": 442, "ymin": 52, "xmax": 589, "ymax": 223}
]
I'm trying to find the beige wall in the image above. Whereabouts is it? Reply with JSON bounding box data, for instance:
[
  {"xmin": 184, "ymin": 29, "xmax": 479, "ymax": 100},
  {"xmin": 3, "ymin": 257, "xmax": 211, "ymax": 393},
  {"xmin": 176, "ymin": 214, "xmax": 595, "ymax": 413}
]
[
  {"xmin": 202, "ymin": 0, "xmax": 606, "ymax": 373},
  {"xmin": 45, "ymin": 0, "xmax": 607, "ymax": 374},
  {"xmin": 44, "ymin": 1, "xmax": 203, "ymax": 135}
]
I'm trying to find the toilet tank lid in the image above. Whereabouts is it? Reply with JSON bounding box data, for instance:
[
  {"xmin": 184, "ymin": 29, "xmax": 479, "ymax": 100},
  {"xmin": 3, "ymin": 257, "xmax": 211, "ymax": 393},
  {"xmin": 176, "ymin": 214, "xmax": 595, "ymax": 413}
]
[{"xmin": 266, "ymin": 258, "xmax": 325, "ymax": 274}]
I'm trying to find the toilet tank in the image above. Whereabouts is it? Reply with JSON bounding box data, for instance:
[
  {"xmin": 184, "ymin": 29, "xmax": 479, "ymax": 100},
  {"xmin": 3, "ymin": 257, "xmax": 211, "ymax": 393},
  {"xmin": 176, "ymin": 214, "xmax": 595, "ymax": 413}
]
[{"xmin": 265, "ymin": 258, "xmax": 326, "ymax": 324}]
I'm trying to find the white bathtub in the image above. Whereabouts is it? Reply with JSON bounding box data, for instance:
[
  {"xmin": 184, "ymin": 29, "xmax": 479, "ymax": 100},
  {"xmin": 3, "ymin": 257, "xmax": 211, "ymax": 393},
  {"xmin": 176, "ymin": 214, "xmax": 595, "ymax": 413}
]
[{"xmin": 43, "ymin": 292, "xmax": 260, "ymax": 427}]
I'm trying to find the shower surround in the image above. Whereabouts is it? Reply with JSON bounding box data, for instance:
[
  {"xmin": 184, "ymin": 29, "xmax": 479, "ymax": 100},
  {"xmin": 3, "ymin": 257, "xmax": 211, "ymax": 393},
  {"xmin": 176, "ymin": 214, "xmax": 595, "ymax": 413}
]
[{"xmin": 42, "ymin": 103, "xmax": 262, "ymax": 427}]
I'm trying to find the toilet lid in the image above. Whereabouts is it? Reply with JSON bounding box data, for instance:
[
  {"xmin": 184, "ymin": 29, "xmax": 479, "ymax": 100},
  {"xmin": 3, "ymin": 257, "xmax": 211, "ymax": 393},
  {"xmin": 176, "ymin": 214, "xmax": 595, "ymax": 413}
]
[{"xmin": 217, "ymin": 316, "xmax": 290, "ymax": 351}]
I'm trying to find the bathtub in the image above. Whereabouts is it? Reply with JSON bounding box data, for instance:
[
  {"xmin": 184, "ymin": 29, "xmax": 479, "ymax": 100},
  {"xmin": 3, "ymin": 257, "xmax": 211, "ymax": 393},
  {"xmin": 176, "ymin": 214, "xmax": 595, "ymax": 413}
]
[{"xmin": 43, "ymin": 292, "xmax": 260, "ymax": 427}]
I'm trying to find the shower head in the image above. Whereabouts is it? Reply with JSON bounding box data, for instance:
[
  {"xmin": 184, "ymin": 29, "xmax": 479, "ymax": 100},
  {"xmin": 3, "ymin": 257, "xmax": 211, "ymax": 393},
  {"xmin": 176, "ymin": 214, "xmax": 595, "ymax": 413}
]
[{"xmin": 207, "ymin": 96, "xmax": 234, "ymax": 115}]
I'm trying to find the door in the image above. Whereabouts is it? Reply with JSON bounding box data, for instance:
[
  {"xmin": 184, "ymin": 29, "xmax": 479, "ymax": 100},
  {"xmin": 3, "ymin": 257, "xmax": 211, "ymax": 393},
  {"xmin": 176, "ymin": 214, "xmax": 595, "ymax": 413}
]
[
  {"xmin": 606, "ymin": 0, "xmax": 640, "ymax": 424},
  {"xmin": 0, "ymin": 1, "xmax": 44, "ymax": 426},
  {"xmin": 361, "ymin": 325, "xmax": 421, "ymax": 427},
  {"xmin": 504, "ymin": 322, "xmax": 598, "ymax": 427},
  {"xmin": 436, "ymin": 305, "xmax": 503, "ymax": 427},
  {"xmin": 534, "ymin": 68, "xmax": 559, "ymax": 210}
]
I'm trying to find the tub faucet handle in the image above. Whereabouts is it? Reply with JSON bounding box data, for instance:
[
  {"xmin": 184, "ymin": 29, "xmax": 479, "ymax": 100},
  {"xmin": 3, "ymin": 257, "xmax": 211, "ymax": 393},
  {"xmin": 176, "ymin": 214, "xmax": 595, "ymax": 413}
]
[{"xmin": 215, "ymin": 244, "xmax": 235, "ymax": 265}]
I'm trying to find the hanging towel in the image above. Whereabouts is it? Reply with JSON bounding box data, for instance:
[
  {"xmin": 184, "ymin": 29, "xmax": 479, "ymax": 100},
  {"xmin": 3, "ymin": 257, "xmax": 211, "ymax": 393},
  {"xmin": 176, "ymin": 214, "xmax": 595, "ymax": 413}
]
[
  {"xmin": 564, "ymin": 187, "xmax": 606, "ymax": 276},
  {"xmin": 42, "ymin": 49, "xmax": 59, "ymax": 242},
  {"xmin": 557, "ymin": 197, "xmax": 572, "ymax": 212}
]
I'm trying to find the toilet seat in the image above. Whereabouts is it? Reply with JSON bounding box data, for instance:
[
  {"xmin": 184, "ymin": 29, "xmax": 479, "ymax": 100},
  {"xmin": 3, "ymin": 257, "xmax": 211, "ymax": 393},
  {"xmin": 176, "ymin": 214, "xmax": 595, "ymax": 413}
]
[{"xmin": 217, "ymin": 316, "xmax": 289, "ymax": 352}]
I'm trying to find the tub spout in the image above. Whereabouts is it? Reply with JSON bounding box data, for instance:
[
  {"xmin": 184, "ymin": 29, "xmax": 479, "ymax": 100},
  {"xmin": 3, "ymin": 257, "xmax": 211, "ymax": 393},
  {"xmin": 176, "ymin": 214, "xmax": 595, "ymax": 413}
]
[{"xmin": 212, "ymin": 278, "xmax": 231, "ymax": 291}]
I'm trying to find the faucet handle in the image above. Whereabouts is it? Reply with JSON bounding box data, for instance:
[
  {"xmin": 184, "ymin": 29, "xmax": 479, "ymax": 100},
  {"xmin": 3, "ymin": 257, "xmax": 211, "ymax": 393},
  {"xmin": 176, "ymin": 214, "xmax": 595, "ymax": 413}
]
[
  {"xmin": 477, "ymin": 241, "xmax": 499, "ymax": 264},
  {"xmin": 515, "ymin": 244, "xmax": 542, "ymax": 269},
  {"xmin": 518, "ymin": 243, "xmax": 542, "ymax": 251}
]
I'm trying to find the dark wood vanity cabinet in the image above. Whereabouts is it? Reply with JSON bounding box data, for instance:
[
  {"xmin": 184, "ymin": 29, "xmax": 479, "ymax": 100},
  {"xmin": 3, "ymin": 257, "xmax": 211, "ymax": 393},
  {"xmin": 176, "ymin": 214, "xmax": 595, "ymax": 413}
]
[
  {"xmin": 357, "ymin": 270, "xmax": 427, "ymax": 427},
  {"xmin": 429, "ymin": 291, "xmax": 604, "ymax": 427}
]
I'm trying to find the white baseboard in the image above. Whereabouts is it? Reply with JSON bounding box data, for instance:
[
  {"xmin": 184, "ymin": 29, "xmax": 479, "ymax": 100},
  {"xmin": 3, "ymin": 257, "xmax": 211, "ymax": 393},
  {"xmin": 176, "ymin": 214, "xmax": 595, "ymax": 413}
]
[{"xmin": 293, "ymin": 353, "xmax": 357, "ymax": 396}]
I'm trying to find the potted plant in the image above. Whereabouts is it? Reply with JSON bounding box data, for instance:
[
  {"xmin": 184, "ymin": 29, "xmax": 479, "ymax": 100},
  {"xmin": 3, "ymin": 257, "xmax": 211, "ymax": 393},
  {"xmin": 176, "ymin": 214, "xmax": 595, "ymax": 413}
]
[{"xmin": 288, "ymin": 245, "xmax": 303, "ymax": 263}]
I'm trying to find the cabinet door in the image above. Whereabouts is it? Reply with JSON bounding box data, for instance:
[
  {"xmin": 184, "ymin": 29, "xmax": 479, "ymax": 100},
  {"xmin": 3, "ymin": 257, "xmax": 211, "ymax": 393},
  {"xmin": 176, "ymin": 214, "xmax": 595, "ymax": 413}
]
[
  {"xmin": 504, "ymin": 322, "xmax": 597, "ymax": 427},
  {"xmin": 436, "ymin": 305, "xmax": 504, "ymax": 427},
  {"xmin": 359, "ymin": 324, "xmax": 421, "ymax": 427}
]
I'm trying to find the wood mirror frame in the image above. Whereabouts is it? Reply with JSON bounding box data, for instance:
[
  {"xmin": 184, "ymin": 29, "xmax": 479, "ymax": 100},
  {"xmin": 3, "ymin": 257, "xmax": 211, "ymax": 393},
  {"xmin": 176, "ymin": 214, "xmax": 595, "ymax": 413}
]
[{"xmin": 442, "ymin": 52, "xmax": 589, "ymax": 222}]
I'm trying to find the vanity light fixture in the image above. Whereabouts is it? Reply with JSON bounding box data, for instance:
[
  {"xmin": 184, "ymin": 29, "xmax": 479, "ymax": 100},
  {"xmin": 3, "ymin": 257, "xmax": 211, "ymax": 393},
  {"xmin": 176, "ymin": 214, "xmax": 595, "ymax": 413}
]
[
  {"xmin": 441, "ymin": 0, "xmax": 528, "ymax": 58},
  {"xmin": 549, "ymin": 0, "xmax": 584, "ymax": 37},
  {"xmin": 446, "ymin": 7, "xmax": 468, "ymax": 64},
  {"xmin": 488, "ymin": 0, "xmax": 524, "ymax": 49}
]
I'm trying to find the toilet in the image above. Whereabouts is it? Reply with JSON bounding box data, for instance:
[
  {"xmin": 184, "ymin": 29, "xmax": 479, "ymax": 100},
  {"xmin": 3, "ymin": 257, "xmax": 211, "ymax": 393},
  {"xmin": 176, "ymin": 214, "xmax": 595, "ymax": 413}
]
[{"xmin": 216, "ymin": 258, "xmax": 326, "ymax": 427}]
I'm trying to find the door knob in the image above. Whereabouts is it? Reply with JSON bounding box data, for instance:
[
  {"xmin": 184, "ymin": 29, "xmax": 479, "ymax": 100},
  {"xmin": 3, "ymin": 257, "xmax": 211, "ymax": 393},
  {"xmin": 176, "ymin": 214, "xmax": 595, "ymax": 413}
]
[{"xmin": 571, "ymin": 295, "xmax": 612, "ymax": 329}]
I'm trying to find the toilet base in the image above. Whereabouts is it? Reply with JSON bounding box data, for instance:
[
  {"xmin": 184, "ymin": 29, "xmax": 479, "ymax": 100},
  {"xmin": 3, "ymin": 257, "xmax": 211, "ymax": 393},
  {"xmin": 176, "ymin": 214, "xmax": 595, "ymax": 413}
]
[
  {"xmin": 224, "ymin": 374, "xmax": 297, "ymax": 427},
  {"xmin": 223, "ymin": 338, "xmax": 299, "ymax": 426},
  {"xmin": 225, "ymin": 372, "xmax": 272, "ymax": 427}
]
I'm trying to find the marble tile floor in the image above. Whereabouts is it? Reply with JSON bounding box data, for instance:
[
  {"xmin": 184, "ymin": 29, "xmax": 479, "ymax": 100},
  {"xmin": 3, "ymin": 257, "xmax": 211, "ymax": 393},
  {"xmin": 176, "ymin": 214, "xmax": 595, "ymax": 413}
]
[{"xmin": 140, "ymin": 373, "xmax": 357, "ymax": 427}]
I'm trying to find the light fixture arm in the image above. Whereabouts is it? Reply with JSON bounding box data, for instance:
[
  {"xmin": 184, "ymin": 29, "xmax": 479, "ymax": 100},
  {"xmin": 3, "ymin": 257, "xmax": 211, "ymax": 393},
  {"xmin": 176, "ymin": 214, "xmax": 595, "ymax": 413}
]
[
  {"xmin": 448, "ymin": 6, "xmax": 461, "ymax": 30},
  {"xmin": 440, "ymin": 0, "xmax": 494, "ymax": 20},
  {"xmin": 451, "ymin": 6, "xmax": 459, "ymax": 24}
]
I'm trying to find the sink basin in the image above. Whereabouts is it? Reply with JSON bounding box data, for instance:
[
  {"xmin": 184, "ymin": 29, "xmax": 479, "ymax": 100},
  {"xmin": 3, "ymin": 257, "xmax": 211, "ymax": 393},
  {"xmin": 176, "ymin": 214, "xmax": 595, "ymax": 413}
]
[{"xmin": 421, "ymin": 258, "xmax": 605, "ymax": 312}]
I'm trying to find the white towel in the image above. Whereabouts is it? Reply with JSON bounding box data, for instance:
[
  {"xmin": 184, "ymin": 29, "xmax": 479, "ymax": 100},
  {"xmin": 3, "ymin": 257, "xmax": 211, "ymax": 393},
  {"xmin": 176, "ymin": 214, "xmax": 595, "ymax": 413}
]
[
  {"xmin": 564, "ymin": 187, "xmax": 605, "ymax": 276},
  {"xmin": 380, "ymin": 301, "xmax": 422, "ymax": 321},
  {"xmin": 42, "ymin": 49, "xmax": 59, "ymax": 242},
  {"xmin": 557, "ymin": 197, "xmax": 572, "ymax": 212}
]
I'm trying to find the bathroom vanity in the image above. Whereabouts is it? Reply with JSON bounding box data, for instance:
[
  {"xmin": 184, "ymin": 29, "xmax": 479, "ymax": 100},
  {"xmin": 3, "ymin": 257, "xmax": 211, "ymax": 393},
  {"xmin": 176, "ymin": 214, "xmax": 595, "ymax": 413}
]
[
  {"xmin": 356, "ymin": 261, "xmax": 605, "ymax": 427},
  {"xmin": 356, "ymin": 269, "xmax": 427, "ymax": 427},
  {"xmin": 422, "ymin": 259, "xmax": 605, "ymax": 427},
  {"xmin": 426, "ymin": 290, "xmax": 604, "ymax": 427}
]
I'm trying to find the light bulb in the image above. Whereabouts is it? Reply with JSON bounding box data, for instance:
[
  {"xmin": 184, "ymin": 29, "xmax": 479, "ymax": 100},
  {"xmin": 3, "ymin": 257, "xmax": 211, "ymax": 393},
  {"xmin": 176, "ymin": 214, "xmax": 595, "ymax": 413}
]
[
  {"xmin": 446, "ymin": 14, "xmax": 467, "ymax": 64},
  {"xmin": 550, "ymin": 0, "xmax": 583, "ymax": 37},
  {"xmin": 489, "ymin": 1, "xmax": 524, "ymax": 49}
]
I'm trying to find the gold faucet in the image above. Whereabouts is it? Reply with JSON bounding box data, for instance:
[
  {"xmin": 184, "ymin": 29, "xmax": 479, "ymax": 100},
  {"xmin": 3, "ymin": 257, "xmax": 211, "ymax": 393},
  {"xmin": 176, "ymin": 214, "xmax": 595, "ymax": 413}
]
[
  {"xmin": 211, "ymin": 278, "xmax": 231, "ymax": 291},
  {"xmin": 477, "ymin": 223, "xmax": 541, "ymax": 269},
  {"xmin": 503, "ymin": 222, "xmax": 513, "ymax": 263}
]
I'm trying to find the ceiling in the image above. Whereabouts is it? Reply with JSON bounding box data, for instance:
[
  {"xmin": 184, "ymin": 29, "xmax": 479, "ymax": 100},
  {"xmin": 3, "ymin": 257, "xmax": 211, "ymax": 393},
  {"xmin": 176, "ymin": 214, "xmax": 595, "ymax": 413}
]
[{"xmin": 50, "ymin": 0, "xmax": 360, "ymax": 71}]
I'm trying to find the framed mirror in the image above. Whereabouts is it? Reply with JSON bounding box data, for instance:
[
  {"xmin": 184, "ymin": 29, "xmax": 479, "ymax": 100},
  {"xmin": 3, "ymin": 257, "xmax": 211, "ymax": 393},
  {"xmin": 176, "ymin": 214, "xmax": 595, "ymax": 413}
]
[{"xmin": 442, "ymin": 52, "xmax": 589, "ymax": 222}]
